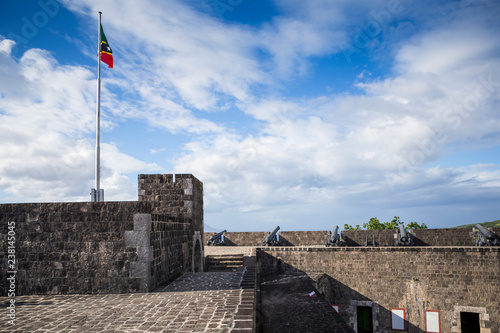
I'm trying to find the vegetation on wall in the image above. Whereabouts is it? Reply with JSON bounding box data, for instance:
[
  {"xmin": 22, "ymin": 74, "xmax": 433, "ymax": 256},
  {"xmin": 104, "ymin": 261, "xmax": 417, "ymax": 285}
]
[
  {"xmin": 454, "ymin": 220, "xmax": 500, "ymax": 228},
  {"xmin": 344, "ymin": 216, "xmax": 428, "ymax": 231}
]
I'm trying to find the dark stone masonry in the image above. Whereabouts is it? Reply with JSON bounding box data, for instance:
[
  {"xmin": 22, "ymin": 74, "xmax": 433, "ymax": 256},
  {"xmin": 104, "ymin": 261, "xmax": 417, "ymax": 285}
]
[
  {"xmin": 204, "ymin": 231, "xmax": 329, "ymax": 247},
  {"xmin": 205, "ymin": 227, "xmax": 500, "ymax": 247},
  {"xmin": 1, "ymin": 173, "xmax": 499, "ymax": 332},
  {"xmin": 0, "ymin": 270, "xmax": 255, "ymax": 333},
  {"xmin": 0, "ymin": 174, "xmax": 204, "ymax": 295},
  {"xmin": 257, "ymin": 246, "xmax": 500, "ymax": 333}
]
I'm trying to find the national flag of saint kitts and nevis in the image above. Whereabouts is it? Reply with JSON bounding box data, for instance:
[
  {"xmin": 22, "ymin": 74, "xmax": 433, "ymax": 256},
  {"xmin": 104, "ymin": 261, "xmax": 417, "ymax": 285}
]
[{"xmin": 100, "ymin": 23, "xmax": 113, "ymax": 68}]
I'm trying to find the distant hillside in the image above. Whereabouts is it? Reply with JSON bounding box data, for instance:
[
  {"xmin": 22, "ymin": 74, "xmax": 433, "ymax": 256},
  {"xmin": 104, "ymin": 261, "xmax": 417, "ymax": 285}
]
[
  {"xmin": 455, "ymin": 220, "xmax": 500, "ymax": 228},
  {"xmin": 204, "ymin": 223, "xmax": 220, "ymax": 232}
]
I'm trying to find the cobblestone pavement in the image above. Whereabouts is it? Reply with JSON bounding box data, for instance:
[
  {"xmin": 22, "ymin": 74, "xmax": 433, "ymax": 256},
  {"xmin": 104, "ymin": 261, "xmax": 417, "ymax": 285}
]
[
  {"xmin": 1, "ymin": 272, "xmax": 254, "ymax": 333},
  {"xmin": 260, "ymin": 273, "xmax": 355, "ymax": 333}
]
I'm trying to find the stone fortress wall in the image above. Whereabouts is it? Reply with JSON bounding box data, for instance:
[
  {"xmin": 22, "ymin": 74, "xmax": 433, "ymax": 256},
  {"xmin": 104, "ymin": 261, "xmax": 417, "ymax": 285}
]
[
  {"xmin": 204, "ymin": 230, "xmax": 328, "ymax": 246},
  {"xmin": 206, "ymin": 226, "xmax": 500, "ymax": 332},
  {"xmin": 0, "ymin": 174, "xmax": 204, "ymax": 295},
  {"xmin": 257, "ymin": 246, "xmax": 500, "ymax": 333},
  {"xmin": 1, "ymin": 172, "xmax": 499, "ymax": 332},
  {"xmin": 205, "ymin": 227, "xmax": 500, "ymax": 247}
]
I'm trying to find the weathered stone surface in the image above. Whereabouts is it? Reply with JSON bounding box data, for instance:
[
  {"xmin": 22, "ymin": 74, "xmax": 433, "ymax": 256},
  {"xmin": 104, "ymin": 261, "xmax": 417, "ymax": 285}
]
[
  {"xmin": 207, "ymin": 227, "xmax": 500, "ymax": 247},
  {"xmin": 205, "ymin": 231, "xmax": 329, "ymax": 247},
  {"xmin": 0, "ymin": 270, "xmax": 255, "ymax": 333},
  {"xmin": 260, "ymin": 273, "xmax": 354, "ymax": 333},
  {"xmin": 279, "ymin": 231, "xmax": 329, "ymax": 246},
  {"xmin": 341, "ymin": 229, "xmax": 397, "ymax": 246},
  {"xmin": 138, "ymin": 174, "xmax": 204, "ymax": 238},
  {"xmin": 257, "ymin": 246, "xmax": 500, "ymax": 333},
  {"xmin": 0, "ymin": 174, "xmax": 204, "ymax": 295}
]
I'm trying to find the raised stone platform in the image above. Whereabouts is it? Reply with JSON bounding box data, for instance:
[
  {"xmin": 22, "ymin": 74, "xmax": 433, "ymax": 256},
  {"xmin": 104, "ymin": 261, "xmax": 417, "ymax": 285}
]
[{"xmin": 1, "ymin": 271, "xmax": 254, "ymax": 333}]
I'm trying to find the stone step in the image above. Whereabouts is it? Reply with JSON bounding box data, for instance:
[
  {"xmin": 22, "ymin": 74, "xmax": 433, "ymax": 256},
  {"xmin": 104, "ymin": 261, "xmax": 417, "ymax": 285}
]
[
  {"xmin": 207, "ymin": 254, "xmax": 244, "ymax": 259},
  {"xmin": 240, "ymin": 259, "xmax": 256, "ymax": 289},
  {"xmin": 209, "ymin": 265, "xmax": 241, "ymax": 268},
  {"xmin": 207, "ymin": 256, "xmax": 244, "ymax": 262},
  {"xmin": 206, "ymin": 254, "xmax": 244, "ymax": 272},
  {"xmin": 207, "ymin": 260, "xmax": 243, "ymax": 264},
  {"xmin": 207, "ymin": 266, "xmax": 241, "ymax": 272}
]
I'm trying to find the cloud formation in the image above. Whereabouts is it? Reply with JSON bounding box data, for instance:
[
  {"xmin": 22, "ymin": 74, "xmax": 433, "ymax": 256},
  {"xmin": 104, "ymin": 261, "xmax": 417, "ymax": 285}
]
[
  {"xmin": 1, "ymin": 0, "xmax": 499, "ymax": 230},
  {"xmin": 0, "ymin": 38, "xmax": 160, "ymax": 202}
]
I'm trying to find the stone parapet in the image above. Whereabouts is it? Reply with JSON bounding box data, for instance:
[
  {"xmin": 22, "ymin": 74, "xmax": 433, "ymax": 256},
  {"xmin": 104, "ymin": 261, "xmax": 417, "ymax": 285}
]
[
  {"xmin": 0, "ymin": 174, "xmax": 204, "ymax": 295},
  {"xmin": 205, "ymin": 231, "xmax": 269, "ymax": 246},
  {"xmin": 257, "ymin": 246, "xmax": 500, "ymax": 333},
  {"xmin": 1, "ymin": 201, "xmax": 145, "ymax": 295},
  {"xmin": 205, "ymin": 231, "xmax": 329, "ymax": 246},
  {"xmin": 206, "ymin": 227, "xmax": 500, "ymax": 247}
]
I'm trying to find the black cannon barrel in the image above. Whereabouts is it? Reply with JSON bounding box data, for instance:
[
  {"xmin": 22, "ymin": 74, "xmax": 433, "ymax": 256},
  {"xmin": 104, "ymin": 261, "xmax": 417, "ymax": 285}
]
[
  {"xmin": 476, "ymin": 224, "xmax": 495, "ymax": 240},
  {"xmin": 326, "ymin": 225, "xmax": 341, "ymax": 246},
  {"xmin": 207, "ymin": 229, "xmax": 227, "ymax": 245},
  {"xmin": 210, "ymin": 229, "xmax": 227, "ymax": 239},
  {"xmin": 263, "ymin": 226, "xmax": 280, "ymax": 245},
  {"xmin": 330, "ymin": 226, "xmax": 340, "ymax": 242},
  {"xmin": 267, "ymin": 226, "xmax": 280, "ymax": 239},
  {"xmin": 332, "ymin": 225, "xmax": 339, "ymax": 238},
  {"xmin": 396, "ymin": 224, "xmax": 413, "ymax": 246},
  {"xmin": 399, "ymin": 224, "xmax": 408, "ymax": 243}
]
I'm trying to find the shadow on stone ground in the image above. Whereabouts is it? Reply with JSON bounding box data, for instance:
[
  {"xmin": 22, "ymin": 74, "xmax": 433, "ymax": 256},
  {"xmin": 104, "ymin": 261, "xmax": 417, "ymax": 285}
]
[
  {"xmin": 0, "ymin": 271, "xmax": 252, "ymax": 333},
  {"xmin": 260, "ymin": 273, "xmax": 355, "ymax": 333}
]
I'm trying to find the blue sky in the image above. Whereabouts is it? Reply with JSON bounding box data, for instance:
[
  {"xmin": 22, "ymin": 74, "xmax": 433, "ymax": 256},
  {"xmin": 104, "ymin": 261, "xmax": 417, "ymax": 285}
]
[{"xmin": 1, "ymin": 0, "xmax": 499, "ymax": 231}]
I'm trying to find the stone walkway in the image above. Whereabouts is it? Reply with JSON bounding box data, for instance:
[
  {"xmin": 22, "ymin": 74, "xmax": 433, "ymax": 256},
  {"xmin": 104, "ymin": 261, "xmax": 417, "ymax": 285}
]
[{"xmin": 1, "ymin": 272, "xmax": 254, "ymax": 333}]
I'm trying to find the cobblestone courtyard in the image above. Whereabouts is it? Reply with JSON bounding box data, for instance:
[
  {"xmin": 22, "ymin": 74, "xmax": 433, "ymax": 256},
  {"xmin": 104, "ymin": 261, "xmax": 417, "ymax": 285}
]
[
  {"xmin": 1, "ymin": 271, "xmax": 254, "ymax": 333},
  {"xmin": 2, "ymin": 246, "xmax": 361, "ymax": 333}
]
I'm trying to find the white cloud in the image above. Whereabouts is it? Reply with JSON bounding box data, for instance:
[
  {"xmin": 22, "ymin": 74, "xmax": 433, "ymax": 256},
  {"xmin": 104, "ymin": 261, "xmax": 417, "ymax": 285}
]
[
  {"xmin": 0, "ymin": 38, "xmax": 15, "ymax": 54},
  {"xmin": 396, "ymin": 28, "xmax": 497, "ymax": 75},
  {"xmin": 172, "ymin": 11, "xmax": 500, "ymax": 228},
  {"xmin": 150, "ymin": 148, "xmax": 166, "ymax": 154},
  {"xmin": 1, "ymin": 1, "xmax": 499, "ymax": 230},
  {"xmin": 61, "ymin": 0, "xmax": 268, "ymax": 113},
  {"xmin": 0, "ymin": 39, "xmax": 161, "ymax": 202}
]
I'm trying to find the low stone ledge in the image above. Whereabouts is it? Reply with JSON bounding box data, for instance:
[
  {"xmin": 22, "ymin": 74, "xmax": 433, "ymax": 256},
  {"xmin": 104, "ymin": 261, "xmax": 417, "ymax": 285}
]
[{"xmin": 257, "ymin": 246, "xmax": 500, "ymax": 254}]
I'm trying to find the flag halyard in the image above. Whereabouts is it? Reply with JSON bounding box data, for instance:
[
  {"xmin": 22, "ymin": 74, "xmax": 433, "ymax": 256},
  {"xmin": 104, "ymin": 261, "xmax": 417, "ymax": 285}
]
[{"xmin": 100, "ymin": 24, "xmax": 113, "ymax": 68}]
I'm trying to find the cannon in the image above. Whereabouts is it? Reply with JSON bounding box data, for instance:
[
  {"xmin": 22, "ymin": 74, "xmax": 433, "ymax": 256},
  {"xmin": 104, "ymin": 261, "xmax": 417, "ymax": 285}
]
[
  {"xmin": 263, "ymin": 226, "xmax": 280, "ymax": 246},
  {"xmin": 207, "ymin": 229, "xmax": 227, "ymax": 246},
  {"xmin": 326, "ymin": 225, "xmax": 344, "ymax": 246},
  {"xmin": 475, "ymin": 224, "xmax": 499, "ymax": 246},
  {"xmin": 396, "ymin": 224, "xmax": 413, "ymax": 246}
]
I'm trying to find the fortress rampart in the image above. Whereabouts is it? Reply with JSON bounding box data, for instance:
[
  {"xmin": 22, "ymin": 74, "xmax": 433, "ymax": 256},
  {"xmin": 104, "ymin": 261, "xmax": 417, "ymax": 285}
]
[
  {"xmin": 257, "ymin": 246, "xmax": 500, "ymax": 333},
  {"xmin": 205, "ymin": 227, "xmax": 500, "ymax": 332},
  {"xmin": 206, "ymin": 227, "xmax": 500, "ymax": 247},
  {"xmin": 0, "ymin": 174, "xmax": 204, "ymax": 295},
  {"xmin": 1, "ymin": 172, "xmax": 499, "ymax": 332},
  {"xmin": 205, "ymin": 231, "xmax": 328, "ymax": 246}
]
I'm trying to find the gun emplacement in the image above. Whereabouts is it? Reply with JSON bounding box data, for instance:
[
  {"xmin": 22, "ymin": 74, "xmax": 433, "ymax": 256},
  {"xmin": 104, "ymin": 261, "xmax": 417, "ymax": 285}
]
[
  {"xmin": 207, "ymin": 229, "xmax": 227, "ymax": 246},
  {"xmin": 475, "ymin": 224, "xmax": 499, "ymax": 246},
  {"xmin": 263, "ymin": 226, "xmax": 280, "ymax": 246},
  {"xmin": 325, "ymin": 225, "xmax": 343, "ymax": 246},
  {"xmin": 396, "ymin": 224, "xmax": 413, "ymax": 246}
]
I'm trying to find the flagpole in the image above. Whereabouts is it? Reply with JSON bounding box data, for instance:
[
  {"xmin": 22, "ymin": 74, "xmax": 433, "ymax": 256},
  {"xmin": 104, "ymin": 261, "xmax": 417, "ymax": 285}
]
[{"xmin": 92, "ymin": 11, "xmax": 103, "ymax": 202}]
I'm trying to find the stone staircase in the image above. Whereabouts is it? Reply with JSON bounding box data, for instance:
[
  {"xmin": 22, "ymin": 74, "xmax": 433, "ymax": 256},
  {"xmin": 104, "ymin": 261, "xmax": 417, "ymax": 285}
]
[
  {"xmin": 205, "ymin": 254, "xmax": 244, "ymax": 272},
  {"xmin": 239, "ymin": 256, "xmax": 256, "ymax": 289}
]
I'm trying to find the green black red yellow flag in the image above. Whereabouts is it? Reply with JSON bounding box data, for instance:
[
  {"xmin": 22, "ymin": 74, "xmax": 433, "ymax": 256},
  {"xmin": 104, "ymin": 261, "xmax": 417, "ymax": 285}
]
[{"xmin": 100, "ymin": 24, "xmax": 113, "ymax": 68}]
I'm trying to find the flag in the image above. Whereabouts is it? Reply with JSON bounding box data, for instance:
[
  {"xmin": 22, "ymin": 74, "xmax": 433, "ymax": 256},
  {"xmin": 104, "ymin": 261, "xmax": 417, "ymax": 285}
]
[{"xmin": 100, "ymin": 24, "xmax": 113, "ymax": 68}]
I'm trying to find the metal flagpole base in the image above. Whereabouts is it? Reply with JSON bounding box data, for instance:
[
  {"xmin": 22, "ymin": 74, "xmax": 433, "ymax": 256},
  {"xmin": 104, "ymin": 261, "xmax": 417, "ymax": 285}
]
[{"xmin": 90, "ymin": 188, "xmax": 104, "ymax": 202}]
